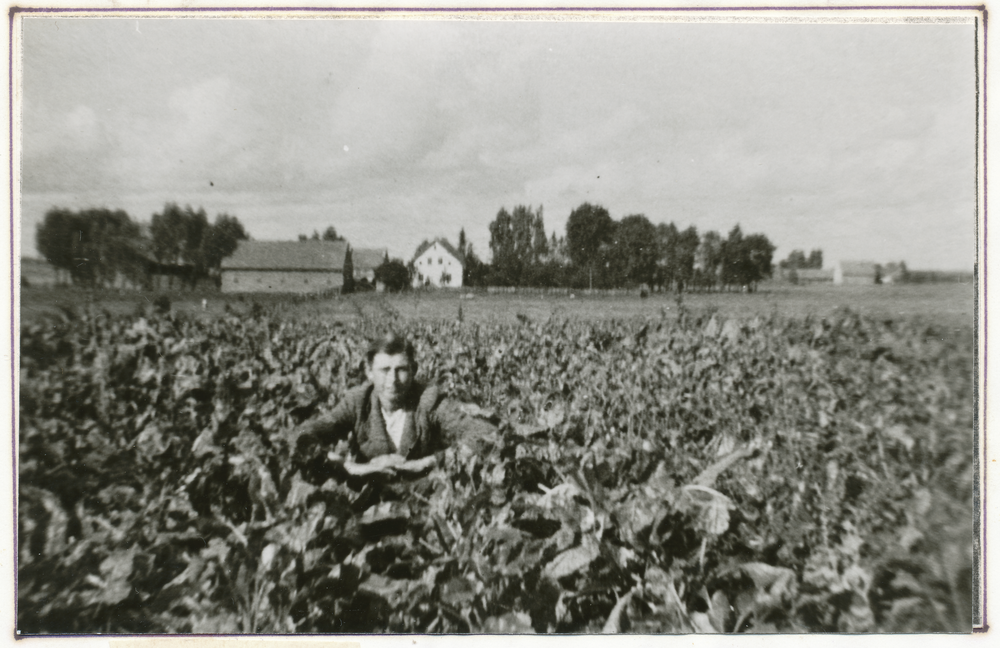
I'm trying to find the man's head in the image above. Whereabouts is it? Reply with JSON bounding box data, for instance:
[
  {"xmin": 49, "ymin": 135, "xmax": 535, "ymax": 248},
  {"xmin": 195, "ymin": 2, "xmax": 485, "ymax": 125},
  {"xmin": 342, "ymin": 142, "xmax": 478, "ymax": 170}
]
[{"xmin": 365, "ymin": 333, "xmax": 417, "ymax": 412}]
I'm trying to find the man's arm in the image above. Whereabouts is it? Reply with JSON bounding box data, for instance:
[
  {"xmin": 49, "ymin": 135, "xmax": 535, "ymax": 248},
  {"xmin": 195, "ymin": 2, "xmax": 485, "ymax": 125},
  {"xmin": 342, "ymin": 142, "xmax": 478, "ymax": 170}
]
[{"xmin": 285, "ymin": 386, "xmax": 364, "ymax": 458}]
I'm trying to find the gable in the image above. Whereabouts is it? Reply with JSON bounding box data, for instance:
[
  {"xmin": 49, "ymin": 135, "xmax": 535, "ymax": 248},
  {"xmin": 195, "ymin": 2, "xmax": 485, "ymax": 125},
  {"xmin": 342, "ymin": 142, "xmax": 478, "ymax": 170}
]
[{"xmin": 412, "ymin": 238, "xmax": 463, "ymax": 268}]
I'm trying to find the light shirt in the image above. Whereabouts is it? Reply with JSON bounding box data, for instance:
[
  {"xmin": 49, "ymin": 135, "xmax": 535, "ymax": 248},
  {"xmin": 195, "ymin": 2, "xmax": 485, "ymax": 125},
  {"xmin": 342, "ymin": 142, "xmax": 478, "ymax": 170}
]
[{"xmin": 381, "ymin": 406, "xmax": 407, "ymax": 453}]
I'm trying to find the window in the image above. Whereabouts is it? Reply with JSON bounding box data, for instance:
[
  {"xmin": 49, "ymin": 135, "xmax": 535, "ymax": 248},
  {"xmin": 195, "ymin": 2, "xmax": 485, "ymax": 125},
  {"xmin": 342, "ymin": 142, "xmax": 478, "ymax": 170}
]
[
  {"xmin": 234, "ymin": 277, "xmax": 239, "ymax": 284},
  {"xmin": 439, "ymin": 257, "xmax": 443, "ymax": 264},
  {"xmin": 418, "ymin": 272, "xmax": 423, "ymax": 281}
]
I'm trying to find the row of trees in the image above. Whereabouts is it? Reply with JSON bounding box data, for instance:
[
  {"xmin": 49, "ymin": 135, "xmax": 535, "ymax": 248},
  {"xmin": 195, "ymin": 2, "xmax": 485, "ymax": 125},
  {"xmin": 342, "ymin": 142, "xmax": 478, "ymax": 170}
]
[
  {"xmin": 36, "ymin": 204, "xmax": 248, "ymax": 289},
  {"xmin": 477, "ymin": 202, "xmax": 777, "ymax": 292}
]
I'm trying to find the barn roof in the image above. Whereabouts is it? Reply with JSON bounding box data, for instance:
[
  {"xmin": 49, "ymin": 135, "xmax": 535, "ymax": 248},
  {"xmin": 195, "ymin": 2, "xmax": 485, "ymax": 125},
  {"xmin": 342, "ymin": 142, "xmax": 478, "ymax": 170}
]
[
  {"xmin": 222, "ymin": 240, "xmax": 348, "ymax": 271},
  {"xmin": 837, "ymin": 261, "xmax": 878, "ymax": 277},
  {"xmin": 413, "ymin": 238, "xmax": 463, "ymax": 266},
  {"xmin": 354, "ymin": 248, "xmax": 388, "ymax": 272}
]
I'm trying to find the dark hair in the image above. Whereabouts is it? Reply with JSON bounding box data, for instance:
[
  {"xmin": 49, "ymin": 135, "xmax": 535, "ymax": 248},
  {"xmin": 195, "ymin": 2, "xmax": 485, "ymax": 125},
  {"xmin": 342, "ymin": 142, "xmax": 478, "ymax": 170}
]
[{"xmin": 366, "ymin": 332, "xmax": 417, "ymax": 367}]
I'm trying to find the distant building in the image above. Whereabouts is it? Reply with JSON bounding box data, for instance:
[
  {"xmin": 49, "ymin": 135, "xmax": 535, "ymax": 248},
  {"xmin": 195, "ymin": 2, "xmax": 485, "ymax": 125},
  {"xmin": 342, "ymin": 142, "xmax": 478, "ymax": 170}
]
[
  {"xmin": 833, "ymin": 261, "xmax": 878, "ymax": 285},
  {"xmin": 792, "ymin": 268, "xmax": 834, "ymax": 284},
  {"xmin": 412, "ymin": 239, "xmax": 463, "ymax": 288},
  {"xmin": 353, "ymin": 248, "xmax": 388, "ymax": 284},
  {"xmin": 220, "ymin": 240, "xmax": 347, "ymax": 293}
]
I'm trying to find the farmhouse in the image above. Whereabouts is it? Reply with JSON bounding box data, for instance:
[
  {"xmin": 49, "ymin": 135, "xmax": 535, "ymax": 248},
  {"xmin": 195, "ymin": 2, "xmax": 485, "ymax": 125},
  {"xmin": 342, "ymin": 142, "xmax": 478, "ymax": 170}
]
[
  {"xmin": 221, "ymin": 240, "xmax": 348, "ymax": 293},
  {"xmin": 353, "ymin": 248, "xmax": 388, "ymax": 284},
  {"xmin": 833, "ymin": 260, "xmax": 878, "ymax": 285},
  {"xmin": 412, "ymin": 238, "xmax": 464, "ymax": 288}
]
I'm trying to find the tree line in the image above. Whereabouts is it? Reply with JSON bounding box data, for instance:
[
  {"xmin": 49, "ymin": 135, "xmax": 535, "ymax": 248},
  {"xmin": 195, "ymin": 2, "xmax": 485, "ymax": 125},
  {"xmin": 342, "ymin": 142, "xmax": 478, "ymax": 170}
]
[
  {"xmin": 468, "ymin": 202, "xmax": 777, "ymax": 292},
  {"xmin": 36, "ymin": 204, "xmax": 248, "ymax": 289}
]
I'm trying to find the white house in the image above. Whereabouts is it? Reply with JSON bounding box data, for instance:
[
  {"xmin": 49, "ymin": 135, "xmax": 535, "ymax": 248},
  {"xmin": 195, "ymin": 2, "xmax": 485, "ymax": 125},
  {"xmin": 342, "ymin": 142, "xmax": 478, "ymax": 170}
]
[{"xmin": 412, "ymin": 239, "xmax": 463, "ymax": 288}]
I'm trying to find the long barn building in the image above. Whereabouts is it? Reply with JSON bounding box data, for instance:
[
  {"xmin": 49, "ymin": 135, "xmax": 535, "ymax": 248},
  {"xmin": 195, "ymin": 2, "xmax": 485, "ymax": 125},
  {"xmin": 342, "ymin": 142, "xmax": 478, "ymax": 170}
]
[{"xmin": 221, "ymin": 240, "xmax": 348, "ymax": 293}]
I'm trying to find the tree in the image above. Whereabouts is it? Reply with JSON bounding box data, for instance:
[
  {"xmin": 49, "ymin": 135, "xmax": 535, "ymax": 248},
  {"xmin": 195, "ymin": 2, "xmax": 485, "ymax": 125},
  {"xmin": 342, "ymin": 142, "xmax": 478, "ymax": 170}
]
[
  {"xmin": 36, "ymin": 208, "xmax": 78, "ymax": 284},
  {"xmin": 342, "ymin": 245, "xmax": 355, "ymax": 294},
  {"xmin": 322, "ymin": 226, "xmax": 344, "ymax": 242},
  {"xmin": 743, "ymin": 233, "xmax": 776, "ymax": 289},
  {"xmin": 675, "ymin": 226, "xmax": 700, "ymax": 292},
  {"xmin": 611, "ymin": 214, "xmax": 658, "ymax": 286},
  {"xmin": 696, "ymin": 230, "xmax": 723, "ymax": 291},
  {"xmin": 151, "ymin": 203, "xmax": 186, "ymax": 268},
  {"xmin": 181, "ymin": 206, "xmax": 209, "ymax": 286},
  {"xmin": 807, "ymin": 248, "xmax": 823, "ymax": 269},
  {"xmin": 779, "ymin": 249, "xmax": 808, "ymax": 270},
  {"xmin": 565, "ymin": 203, "xmax": 614, "ymax": 288},
  {"xmin": 463, "ymin": 243, "xmax": 489, "ymax": 287},
  {"xmin": 375, "ymin": 258, "xmax": 410, "ymax": 292},
  {"xmin": 653, "ymin": 222, "xmax": 679, "ymax": 291},
  {"xmin": 38, "ymin": 207, "xmax": 142, "ymax": 287},
  {"xmin": 457, "ymin": 228, "xmax": 467, "ymax": 260},
  {"xmin": 489, "ymin": 205, "xmax": 543, "ymax": 286},
  {"xmin": 201, "ymin": 213, "xmax": 248, "ymax": 277}
]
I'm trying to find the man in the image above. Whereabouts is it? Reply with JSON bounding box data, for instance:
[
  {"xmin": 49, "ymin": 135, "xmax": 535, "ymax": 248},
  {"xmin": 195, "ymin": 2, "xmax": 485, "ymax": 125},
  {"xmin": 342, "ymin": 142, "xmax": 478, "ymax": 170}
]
[{"xmin": 289, "ymin": 333, "xmax": 496, "ymax": 478}]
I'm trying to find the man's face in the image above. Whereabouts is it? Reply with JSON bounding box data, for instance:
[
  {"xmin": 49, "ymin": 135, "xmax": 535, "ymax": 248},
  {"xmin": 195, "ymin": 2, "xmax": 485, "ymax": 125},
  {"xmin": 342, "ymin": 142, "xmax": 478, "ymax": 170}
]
[{"xmin": 366, "ymin": 352, "xmax": 414, "ymax": 411}]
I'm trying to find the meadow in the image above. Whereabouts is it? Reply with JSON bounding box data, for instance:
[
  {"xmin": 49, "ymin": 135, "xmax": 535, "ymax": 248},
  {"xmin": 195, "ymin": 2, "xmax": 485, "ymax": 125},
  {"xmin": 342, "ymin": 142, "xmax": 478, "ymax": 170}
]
[{"xmin": 17, "ymin": 282, "xmax": 978, "ymax": 633}]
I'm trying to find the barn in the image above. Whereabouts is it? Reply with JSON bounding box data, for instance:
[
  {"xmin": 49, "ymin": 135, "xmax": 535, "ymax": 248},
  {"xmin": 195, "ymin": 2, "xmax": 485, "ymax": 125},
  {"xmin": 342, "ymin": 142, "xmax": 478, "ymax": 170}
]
[
  {"xmin": 412, "ymin": 239, "xmax": 464, "ymax": 288},
  {"xmin": 220, "ymin": 240, "xmax": 347, "ymax": 293},
  {"xmin": 833, "ymin": 261, "xmax": 878, "ymax": 285}
]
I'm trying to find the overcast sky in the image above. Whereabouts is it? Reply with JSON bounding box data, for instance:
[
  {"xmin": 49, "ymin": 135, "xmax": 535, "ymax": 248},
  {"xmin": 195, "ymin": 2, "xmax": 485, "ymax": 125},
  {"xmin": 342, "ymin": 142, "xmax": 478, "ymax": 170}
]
[{"xmin": 19, "ymin": 16, "xmax": 976, "ymax": 270}]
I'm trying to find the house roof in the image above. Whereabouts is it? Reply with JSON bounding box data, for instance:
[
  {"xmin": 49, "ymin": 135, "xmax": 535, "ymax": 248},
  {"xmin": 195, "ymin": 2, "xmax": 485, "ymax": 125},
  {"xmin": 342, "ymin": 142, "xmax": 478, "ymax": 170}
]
[
  {"xmin": 354, "ymin": 248, "xmax": 387, "ymax": 272},
  {"xmin": 837, "ymin": 261, "xmax": 877, "ymax": 277},
  {"xmin": 413, "ymin": 238, "xmax": 463, "ymax": 267},
  {"xmin": 222, "ymin": 240, "xmax": 348, "ymax": 271}
]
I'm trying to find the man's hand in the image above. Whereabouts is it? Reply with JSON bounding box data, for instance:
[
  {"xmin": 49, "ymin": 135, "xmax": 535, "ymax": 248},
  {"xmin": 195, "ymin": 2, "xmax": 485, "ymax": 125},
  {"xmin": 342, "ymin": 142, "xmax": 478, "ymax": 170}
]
[{"xmin": 330, "ymin": 451, "xmax": 436, "ymax": 478}]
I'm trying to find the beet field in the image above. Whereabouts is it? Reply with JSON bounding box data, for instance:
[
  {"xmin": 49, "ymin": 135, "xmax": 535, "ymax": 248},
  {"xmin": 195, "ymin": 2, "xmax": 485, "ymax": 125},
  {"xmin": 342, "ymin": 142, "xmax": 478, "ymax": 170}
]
[{"xmin": 17, "ymin": 298, "xmax": 976, "ymax": 633}]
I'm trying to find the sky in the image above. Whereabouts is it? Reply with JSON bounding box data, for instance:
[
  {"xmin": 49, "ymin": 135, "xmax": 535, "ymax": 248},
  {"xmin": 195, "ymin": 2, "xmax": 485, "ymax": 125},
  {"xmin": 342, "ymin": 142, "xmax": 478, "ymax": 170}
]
[{"xmin": 18, "ymin": 15, "xmax": 977, "ymax": 270}]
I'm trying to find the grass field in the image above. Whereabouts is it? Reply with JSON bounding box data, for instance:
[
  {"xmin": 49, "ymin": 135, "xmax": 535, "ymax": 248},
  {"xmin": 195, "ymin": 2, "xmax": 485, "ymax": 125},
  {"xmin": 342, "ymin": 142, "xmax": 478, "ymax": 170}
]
[{"xmin": 19, "ymin": 282, "xmax": 976, "ymax": 332}]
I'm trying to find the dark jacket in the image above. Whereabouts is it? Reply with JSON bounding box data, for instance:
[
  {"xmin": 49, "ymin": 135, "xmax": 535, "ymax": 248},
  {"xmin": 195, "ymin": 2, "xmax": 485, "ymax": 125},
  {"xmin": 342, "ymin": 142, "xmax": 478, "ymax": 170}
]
[{"xmin": 293, "ymin": 381, "xmax": 495, "ymax": 461}]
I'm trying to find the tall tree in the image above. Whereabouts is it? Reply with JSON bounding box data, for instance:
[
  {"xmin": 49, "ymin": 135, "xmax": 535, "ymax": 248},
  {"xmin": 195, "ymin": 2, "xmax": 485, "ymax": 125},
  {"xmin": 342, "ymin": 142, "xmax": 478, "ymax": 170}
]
[
  {"xmin": 457, "ymin": 228, "xmax": 467, "ymax": 260},
  {"xmin": 322, "ymin": 226, "xmax": 344, "ymax": 242},
  {"xmin": 531, "ymin": 210, "xmax": 548, "ymax": 262},
  {"xmin": 565, "ymin": 203, "xmax": 614, "ymax": 289},
  {"xmin": 342, "ymin": 245, "xmax": 355, "ymax": 294},
  {"xmin": 807, "ymin": 248, "xmax": 823, "ymax": 269}
]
